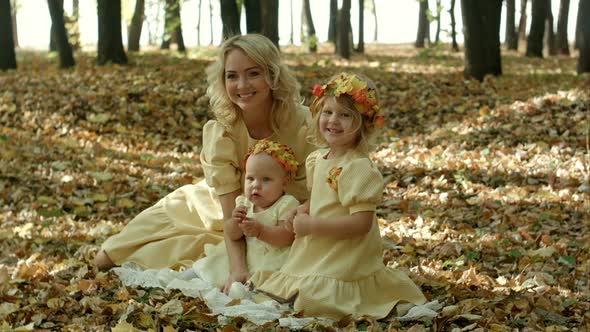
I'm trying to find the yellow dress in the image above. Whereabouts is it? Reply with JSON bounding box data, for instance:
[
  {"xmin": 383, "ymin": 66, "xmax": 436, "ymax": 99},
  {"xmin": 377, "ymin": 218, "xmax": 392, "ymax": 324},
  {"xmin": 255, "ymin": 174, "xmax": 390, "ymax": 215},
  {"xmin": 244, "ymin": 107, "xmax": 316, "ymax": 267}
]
[
  {"xmin": 192, "ymin": 194, "xmax": 299, "ymax": 289},
  {"xmin": 251, "ymin": 149, "xmax": 426, "ymax": 319},
  {"xmin": 100, "ymin": 106, "xmax": 315, "ymax": 269}
]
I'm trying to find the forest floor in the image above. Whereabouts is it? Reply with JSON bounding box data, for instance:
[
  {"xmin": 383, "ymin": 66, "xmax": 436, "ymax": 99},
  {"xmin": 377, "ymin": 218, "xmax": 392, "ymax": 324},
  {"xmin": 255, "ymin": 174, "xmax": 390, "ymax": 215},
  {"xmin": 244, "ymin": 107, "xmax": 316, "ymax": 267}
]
[{"xmin": 1, "ymin": 43, "xmax": 589, "ymax": 331}]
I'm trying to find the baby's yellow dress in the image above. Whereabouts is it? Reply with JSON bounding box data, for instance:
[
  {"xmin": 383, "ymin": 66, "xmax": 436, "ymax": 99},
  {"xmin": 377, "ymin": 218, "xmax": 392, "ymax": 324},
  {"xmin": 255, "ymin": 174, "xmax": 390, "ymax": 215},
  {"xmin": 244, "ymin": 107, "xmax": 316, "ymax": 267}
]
[
  {"xmin": 100, "ymin": 106, "xmax": 314, "ymax": 269},
  {"xmin": 252, "ymin": 149, "xmax": 426, "ymax": 319},
  {"xmin": 192, "ymin": 194, "xmax": 299, "ymax": 288}
]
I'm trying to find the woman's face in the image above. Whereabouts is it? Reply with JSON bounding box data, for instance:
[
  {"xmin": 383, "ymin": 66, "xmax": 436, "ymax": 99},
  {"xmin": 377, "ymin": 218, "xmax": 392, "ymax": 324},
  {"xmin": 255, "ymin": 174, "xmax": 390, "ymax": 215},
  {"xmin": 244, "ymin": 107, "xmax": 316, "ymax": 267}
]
[{"xmin": 224, "ymin": 49, "xmax": 272, "ymax": 115}]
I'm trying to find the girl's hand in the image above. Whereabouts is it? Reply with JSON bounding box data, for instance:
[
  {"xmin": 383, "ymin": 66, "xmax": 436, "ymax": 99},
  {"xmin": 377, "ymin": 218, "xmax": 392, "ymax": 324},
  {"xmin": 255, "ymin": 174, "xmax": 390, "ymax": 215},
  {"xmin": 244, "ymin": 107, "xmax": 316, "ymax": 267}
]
[
  {"xmin": 240, "ymin": 218, "xmax": 264, "ymax": 238},
  {"xmin": 222, "ymin": 270, "xmax": 250, "ymax": 294},
  {"xmin": 293, "ymin": 213, "xmax": 312, "ymax": 237}
]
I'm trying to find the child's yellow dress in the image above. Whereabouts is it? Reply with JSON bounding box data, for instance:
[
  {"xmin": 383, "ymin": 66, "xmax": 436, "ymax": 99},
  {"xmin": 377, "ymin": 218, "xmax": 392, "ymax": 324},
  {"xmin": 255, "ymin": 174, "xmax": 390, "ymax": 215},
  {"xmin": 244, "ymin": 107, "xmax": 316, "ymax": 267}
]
[
  {"xmin": 252, "ymin": 149, "xmax": 426, "ymax": 319},
  {"xmin": 100, "ymin": 106, "xmax": 314, "ymax": 269},
  {"xmin": 192, "ymin": 194, "xmax": 299, "ymax": 288}
]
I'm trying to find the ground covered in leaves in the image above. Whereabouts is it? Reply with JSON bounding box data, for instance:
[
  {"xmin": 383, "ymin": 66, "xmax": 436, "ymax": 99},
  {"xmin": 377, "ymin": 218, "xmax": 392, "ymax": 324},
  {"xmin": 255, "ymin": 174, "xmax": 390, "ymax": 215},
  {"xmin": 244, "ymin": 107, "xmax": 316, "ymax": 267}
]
[{"xmin": 1, "ymin": 44, "xmax": 589, "ymax": 331}]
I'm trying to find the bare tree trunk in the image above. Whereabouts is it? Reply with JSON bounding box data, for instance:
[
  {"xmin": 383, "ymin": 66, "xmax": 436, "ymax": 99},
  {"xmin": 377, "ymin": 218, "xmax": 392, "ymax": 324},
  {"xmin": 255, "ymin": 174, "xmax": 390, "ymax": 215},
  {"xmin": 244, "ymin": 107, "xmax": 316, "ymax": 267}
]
[
  {"xmin": 415, "ymin": 0, "xmax": 429, "ymax": 48},
  {"xmin": 328, "ymin": 0, "xmax": 337, "ymax": 42},
  {"xmin": 449, "ymin": 0, "xmax": 459, "ymax": 51},
  {"xmin": 289, "ymin": 0, "xmax": 294, "ymax": 44},
  {"xmin": 261, "ymin": 0, "xmax": 279, "ymax": 47},
  {"xmin": 371, "ymin": 0, "xmax": 377, "ymax": 41},
  {"xmin": 356, "ymin": 0, "xmax": 365, "ymax": 52},
  {"xmin": 128, "ymin": 0, "xmax": 145, "ymax": 52},
  {"xmin": 545, "ymin": 0, "xmax": 557, "ymax": 55},
  {"xmin": 526, "ymin": 0, "xmax": 548, "ymax": 57},
  {"xmin": 196, "ymin": 0, "xmax": 202, "ymax": 46},
  {"xmin": 209, "ymin": 0, "xmax": 213, "ymax": 45},
  {"xmin": 244, "ymin": 0, "xmax": 261, "ymax": 33},
  {"xmin": 50, "ymin": 0, "xmax": 64, "ymax": 51},
  {"xmin": 434, "ymin": 0, "xmax": 441, "ymax": 44},
  {"xmin": 10, "ymin": 0, "xmax": 18, "ymax": 48},
  {"xmin": 556, "ymin": 0, "xmax": 570, "ymax": 55},
  {"xmin": 220, "ymin": 0, "xmax": 241, "ymax": 40},
  {"xmin": 574, "ymin": 0, "xmax": 582, "ymax": 49},
  {"xmin": 336, "ymin": 0, "xmax": 352, "ymax": 59},
  {"xmin": 47, "ymin": 0, "xmax": 75, "ymax": 68},
  {"xmin": 0, "ymin": 0, "xmax": 17, "ymax": 69},
  {"xmin": 97, "ymin": 0, "xmax": 127, "ymax": 65},
  {"xmin": 518, "ymin": 0, "xmax": 528, "ymax": 40},
  {"xmin": 301, "ymin": 0, "xmax": 317, "ymax": 52},
  {"xmin": 70, "ymin": 0, "xmax": 80, "ymax": 50},
  {"xmin": 577, "ymin": 0, "xmax": 590, "ymax": 73},
  {"xmin": 506, "ymin": 0, "xmax": 518, "ymax": 50}
]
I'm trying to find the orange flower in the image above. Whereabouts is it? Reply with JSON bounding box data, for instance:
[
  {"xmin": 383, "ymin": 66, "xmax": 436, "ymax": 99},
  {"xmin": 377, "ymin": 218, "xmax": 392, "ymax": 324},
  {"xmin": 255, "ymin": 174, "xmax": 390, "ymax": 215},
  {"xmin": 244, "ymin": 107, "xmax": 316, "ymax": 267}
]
[
  {"xmin": 312, "ymin": 84, "xmax": 324, "ymax": 97},
  {"xmin": 326, "ymin": 167, "xmax": 343, "ymax": 191}
]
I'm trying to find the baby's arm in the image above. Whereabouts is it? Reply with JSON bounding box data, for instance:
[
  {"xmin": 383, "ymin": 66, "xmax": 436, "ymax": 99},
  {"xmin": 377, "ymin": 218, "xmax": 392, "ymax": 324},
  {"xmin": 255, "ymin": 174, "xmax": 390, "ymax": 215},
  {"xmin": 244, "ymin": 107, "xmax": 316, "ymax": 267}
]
[
  {"xmin": 225, "ymin": 205, "xmax": 247, "ymax": 240},
  {"xmin": 293, "ymin": 211, "xmax": 373, "ymax": 239},
  {"xmin": 240, "ymin": 218, "xmax": 295, "ymax": 248}
]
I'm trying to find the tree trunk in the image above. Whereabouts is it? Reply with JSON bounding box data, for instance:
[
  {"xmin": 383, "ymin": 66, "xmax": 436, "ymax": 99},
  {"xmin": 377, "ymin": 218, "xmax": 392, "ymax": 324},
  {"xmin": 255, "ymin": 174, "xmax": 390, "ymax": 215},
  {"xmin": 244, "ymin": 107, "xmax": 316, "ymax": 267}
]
[
  {"xmin": 556, "ymin": 0, "xmax": 570, "ymax": 55},
  {"xmin": 506, "ymin": 0, "xmax": 518, "ymax": 50},
  {"xmin": 518, "ymin": 0, "xmax": 528, "ymax": 40},
  {"xmin": 302, "ymin": 0, "xmax": 317, "ymax": 52},
  {"xmin": 220, "ymin": 0, "xmax": 241, "ymax": 40},
  {"xmin": 415, "ymin": 0, "xmax": 429, "ymax": 48},
  {"xmin": 356, "ymin": 0, "xmax": 365, "ymax": 52},
  {"xmin": 545, "ymin": 0, "xmax": 557, "ymax": 55},
  {"xmin": 371, "ymin": 0, "xmax": 377, "ymax": 41},
  {"xmin": 578, "ymin": 0, "xmax": 590, "ymax": 73},
  {"xmin": 47, "ymin": 0, "xmax": 75, "ymax": 68},
  {"xmin": 128, "ymin": 0, "xmax": 145, "ymax": 52},
  {"xmin": 161, "ymin": 0, "xmax": 185, "ymax": 52},
  {"xmin": 196, "ymin": 0, "xmax": 202, "ymax": 45},
  {"xmin": 50, "ymin": 0, "xmax": 63, "ymax": 51},
  {"xmin": 461, "ymin": 0, "xmax": 502, "ymax": 81},
  {"xmin": 449, "ymin": 0, "xmax": 459, "ymax": 51},
  {"xmin": 336, "ymin": 0, "xmax": 352, "ymax": 59},
  {"xmin": 328, "ymin": 0, "xmax": 337, "ymax": 42},
  {"xmin": 69, "ymin": 0, "xmax": 80, "ymax": 50},
  {"xmin": 526, "ymin": 0, "xmax": 548, "ymax": 57},
  {"xmin": 574, "ymin": 0, "xmax": 582, "ymax": 49},
  {"xmin": 289, "ymin": 0, "xmax": 294, "ymax": 44},
  {"xmin": 209, "ymin": 0, "xmax": 213, "ymax": 45},
  {"xmin": 10, "ymin": 0, "xmax": 18, "ymax": 48},
  {"xmin": 261, "ymin": 0, "xmax": 279, "ymax": 47},
  {"xmin": 0, "ymin": 0, "xmax": 17, "ymax": 70},
  {"xmin": 434, "ymin": 0, "xmax": 441, "ymax": 44},
  {"xmin": 97, "ymin": 0, "xmax": 127, "ymax": 65},
  {"xmin": 244, "ymin": 0, "xmax": 261, "ymax": 33}
]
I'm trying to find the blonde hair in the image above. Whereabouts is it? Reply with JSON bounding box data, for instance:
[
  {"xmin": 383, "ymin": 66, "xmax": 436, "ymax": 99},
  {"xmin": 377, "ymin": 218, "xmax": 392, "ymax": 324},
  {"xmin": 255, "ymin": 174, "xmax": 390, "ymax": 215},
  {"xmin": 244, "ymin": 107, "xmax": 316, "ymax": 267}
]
[
  {"xmin": 308, "ymin": 74, "xmax": 381, "ymax": 153},
  {"xmin": 205, "ymin": 34, "xmax": 302, "ymax": 132}
]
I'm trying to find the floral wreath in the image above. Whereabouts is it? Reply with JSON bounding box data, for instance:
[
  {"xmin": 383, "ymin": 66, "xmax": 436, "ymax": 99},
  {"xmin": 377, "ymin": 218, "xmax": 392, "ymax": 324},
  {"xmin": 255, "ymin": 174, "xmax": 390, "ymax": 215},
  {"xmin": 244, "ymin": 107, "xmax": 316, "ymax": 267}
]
[
  {"xmin": 311, "ymin": 72, "xmax": 385, "ymax": 127},
  {"xmin": 243, "ymin": 139, "xmax": 299, "ymax": 176}
]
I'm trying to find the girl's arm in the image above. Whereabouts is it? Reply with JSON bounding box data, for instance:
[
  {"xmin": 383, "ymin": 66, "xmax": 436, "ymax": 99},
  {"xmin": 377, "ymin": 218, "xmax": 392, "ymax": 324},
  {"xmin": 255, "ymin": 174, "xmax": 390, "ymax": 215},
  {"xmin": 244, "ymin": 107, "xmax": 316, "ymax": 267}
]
[
  {"xmin": 252, "ymin": 221, "xmax": 295, "ymax": 247},
  {"xmin": 293, "ymin": 211, "xmax": 373, "ymax": 239}
]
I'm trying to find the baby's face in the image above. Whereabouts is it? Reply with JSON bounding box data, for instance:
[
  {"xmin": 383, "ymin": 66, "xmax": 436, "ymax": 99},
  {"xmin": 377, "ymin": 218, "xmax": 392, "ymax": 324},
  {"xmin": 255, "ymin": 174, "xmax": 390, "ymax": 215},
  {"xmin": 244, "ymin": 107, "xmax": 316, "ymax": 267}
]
[{"xmin": 244, "ymin": 153, "xmax": 288, "ymax": 209}]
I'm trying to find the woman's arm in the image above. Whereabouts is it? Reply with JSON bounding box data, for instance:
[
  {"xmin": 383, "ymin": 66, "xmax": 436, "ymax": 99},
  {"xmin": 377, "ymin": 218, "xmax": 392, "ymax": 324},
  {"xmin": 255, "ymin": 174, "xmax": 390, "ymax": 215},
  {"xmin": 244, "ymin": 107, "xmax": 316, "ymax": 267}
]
[{"xmin": 293, "ymin": 211, "xmax": 373, "ymax": 239}]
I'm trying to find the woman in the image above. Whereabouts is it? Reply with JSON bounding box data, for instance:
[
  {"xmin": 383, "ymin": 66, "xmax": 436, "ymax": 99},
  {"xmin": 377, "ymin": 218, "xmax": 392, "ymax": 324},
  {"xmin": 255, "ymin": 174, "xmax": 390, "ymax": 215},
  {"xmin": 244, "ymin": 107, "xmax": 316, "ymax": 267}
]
[{"xmin": 94, "ymin": 34, "xmax": 316, "ymax": 292}]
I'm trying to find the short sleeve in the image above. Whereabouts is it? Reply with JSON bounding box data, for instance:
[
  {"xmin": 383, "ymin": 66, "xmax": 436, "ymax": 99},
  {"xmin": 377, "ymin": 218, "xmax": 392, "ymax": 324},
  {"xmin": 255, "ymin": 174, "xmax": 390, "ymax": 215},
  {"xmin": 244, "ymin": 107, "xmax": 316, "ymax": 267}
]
[
  {"xmin": 305, "ymin": 150, "xmax": 323, "ymax": 192},
  {"xmin": 274, "ymin": 195, "xmax": 300, "ymax": 223},
  {"xmin": 338, "ymin": 158, "xmax": 384, "ymax": 214},
  {"xmin": 200, "ymin": 120, "xmax": 242, "ymax": 195}
]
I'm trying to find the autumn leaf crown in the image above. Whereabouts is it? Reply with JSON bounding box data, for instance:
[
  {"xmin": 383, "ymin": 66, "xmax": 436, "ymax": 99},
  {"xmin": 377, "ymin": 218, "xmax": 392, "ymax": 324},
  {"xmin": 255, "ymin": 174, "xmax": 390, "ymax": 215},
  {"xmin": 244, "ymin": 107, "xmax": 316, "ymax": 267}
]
[
  {"xmin": 243, "ymin": 139, "xmax": 299, "ymax": 176},
  {"xmin": 311, "ymin": 72, "xmax": 384, "ymax": 127}
]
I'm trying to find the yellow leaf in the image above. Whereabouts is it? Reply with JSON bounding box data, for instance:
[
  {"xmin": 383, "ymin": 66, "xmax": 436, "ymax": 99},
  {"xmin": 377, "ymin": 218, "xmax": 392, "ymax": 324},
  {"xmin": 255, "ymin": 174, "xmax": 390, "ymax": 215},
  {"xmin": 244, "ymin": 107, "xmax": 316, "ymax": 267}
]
[
  {"xmin": 112, "ymin": 321, "xmax": 142, "ymax": 332},
  {"xmin": 92, "ymin": 193, "xmax": 108, "ymax": 202},
  {"xmin": 116, "ymin": 198, "xmax": 135, "ymax": 208}
]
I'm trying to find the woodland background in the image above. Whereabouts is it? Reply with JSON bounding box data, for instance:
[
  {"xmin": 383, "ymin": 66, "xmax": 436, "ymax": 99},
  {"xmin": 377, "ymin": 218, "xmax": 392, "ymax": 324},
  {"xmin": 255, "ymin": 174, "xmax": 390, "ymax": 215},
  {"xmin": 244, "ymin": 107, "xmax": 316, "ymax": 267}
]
[{"xmin": 1, "ymin": 0, "xmax": 590, "ymax": 331}]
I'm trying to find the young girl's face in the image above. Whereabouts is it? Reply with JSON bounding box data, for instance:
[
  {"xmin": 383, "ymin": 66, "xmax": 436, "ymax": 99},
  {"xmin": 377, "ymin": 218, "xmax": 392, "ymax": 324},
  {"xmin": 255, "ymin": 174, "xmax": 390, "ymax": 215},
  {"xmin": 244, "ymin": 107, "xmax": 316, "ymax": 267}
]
[
  {"xmin": 224, "ymin": 49, "xmax": 272, "ymax": 115},
  {"xmin": 319, "ymin": 97, "xmax": 358, "ymax": 152},
  {"xmin": 244, "ymin": 152, "xmax": 288, "ymax": 209}
]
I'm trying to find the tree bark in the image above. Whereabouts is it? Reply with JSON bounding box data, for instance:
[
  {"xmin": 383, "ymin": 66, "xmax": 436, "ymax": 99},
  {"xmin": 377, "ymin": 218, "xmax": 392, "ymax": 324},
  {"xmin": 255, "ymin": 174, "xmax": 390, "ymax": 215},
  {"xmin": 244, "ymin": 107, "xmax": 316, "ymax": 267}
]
[
  {"xmin": 449, "ymin": 0, "xmax": 459, "ymax": 51},
  {"xmin": 578, "ymin": 0, "xmax": 590, "ymax": 73},
  {"xmin": 328, "ymin": 0, "xmax": 337, "ymax": 42},
  {"xmin": 10, "ymin": 0, "xmax": 18, "ymax": 48},
  {"xmin": 0, "ymin": 0, "xmax": 17, "ymax": 70},
  {"xmin": 371, "ymin": 0, "xmax": 377, "ymax": 41},
  {"xmin": 356, "ymin": 0, "xmax": 365, "ymax": 52},
  {"xmin": 50, "ymin": 0, "xmax": 63, "ymax": 51},
  {"xmin": 128, "ymin": 0, "xmax": 145, "ymax": 52},
  {"xmin": 244, "ymin": 0, "xmax": 261, "ymax": 33},
  {"xmin": 97, "ymin": 0, "xmax": 127, "ymax": 65},
  {"xmin": 526, "ymin": 0, "xmax": 548, "ymax": 57},
  {"xmin": 336, "ymin": 0, "xmax": 352, "ymax": 59},
  {"xmin": 302, "ymin": 0, "xmax": 317, "ymax": 52},
  {"xmin": 415, "ymin": 0, "xmax": 430, "ymax": 48},
  {"xmin": 506, "ymin": 0, "xmax": 518, "ymax": 50},
  {"xmin": 556, "ymin": 0, "xmax": 570, "ymax": 55},
  {"xmin": 209, "ymin": 0, "xmax": 213, "ymax": 45},
  {"xmin": 461, "ymin": 0, "xmax": 502, "ymax": 81},
  {"xmin": 434, "ymin": 0, "xmax": 441, "ymax": 44},
  {"xmin": 545, "ymin": 0, "xmax": 557, "ymax": 55},
  {"xmin": 518, "ymin": 0, "xmax": 528, "ymax": 40},
  {"xmin": 47, "ymin": 0, "xmax": 75, "ymax": 68},
  {"xmin": 161, "ymin": 0, "xmax": 185, "ymax": 52},
  {"xmin": 574, "ymin": 0, "xmax": 582, "ymax": 49},
  {"xmin": 220, "ymin": 0, "xmax": 240, "ymax": 40},
  {"xmin": 261, "ymin": 0, "xmax": 279, "ymax": 47}
]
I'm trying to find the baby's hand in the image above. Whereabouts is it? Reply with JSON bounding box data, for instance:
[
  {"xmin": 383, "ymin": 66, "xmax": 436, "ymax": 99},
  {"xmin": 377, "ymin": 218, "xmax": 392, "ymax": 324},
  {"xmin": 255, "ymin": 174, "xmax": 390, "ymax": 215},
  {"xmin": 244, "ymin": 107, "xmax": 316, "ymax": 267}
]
[
  {"xmin": 240, "ymin": 218, "xmax": 264, "ymax": 238},
  {"xmin": 293, "ymin": 213, "xmax": 312, "ymax": 237},
  {"xmin": 232, "ymin": 206, "xmax": 248, "ymax": 225}
]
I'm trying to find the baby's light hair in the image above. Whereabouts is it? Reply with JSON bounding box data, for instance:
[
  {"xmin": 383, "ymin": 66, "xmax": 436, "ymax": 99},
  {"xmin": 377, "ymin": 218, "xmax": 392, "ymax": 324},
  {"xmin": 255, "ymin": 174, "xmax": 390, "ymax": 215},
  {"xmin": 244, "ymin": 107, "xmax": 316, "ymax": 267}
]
[
  {"xmin": 205, "ymin": 34, "xmax": 302, "ymax": 133},
  {"xmin": 307, "ymin": 73, "xmax": 382, "ymax": 153}
]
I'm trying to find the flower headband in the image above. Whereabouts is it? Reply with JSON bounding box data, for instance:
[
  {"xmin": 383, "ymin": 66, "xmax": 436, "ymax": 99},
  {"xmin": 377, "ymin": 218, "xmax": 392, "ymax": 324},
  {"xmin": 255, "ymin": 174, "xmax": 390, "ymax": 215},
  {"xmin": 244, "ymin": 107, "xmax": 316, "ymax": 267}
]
[
  {"xmin": 312, "ymin": 72, "xmax": 384, "ymax": 127},
  {"xmin": 243, "ymin": 139, "xmax": 299, "ymax": 176}
]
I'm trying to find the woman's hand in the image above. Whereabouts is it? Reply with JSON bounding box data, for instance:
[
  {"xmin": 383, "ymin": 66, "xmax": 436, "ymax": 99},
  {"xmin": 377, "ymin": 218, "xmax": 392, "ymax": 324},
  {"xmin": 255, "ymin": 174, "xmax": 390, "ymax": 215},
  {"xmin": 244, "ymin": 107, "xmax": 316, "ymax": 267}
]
[
  {"xmin": 222, "ymin": 270, "xmax": 251, "ymax": 294},
  {"xmin": 293, "ymin": 213, "xmax": 312, "ymax": 237},
  {"xmin": 240, "ymin": 218, "xmax": 264, "ymax": 238}
]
